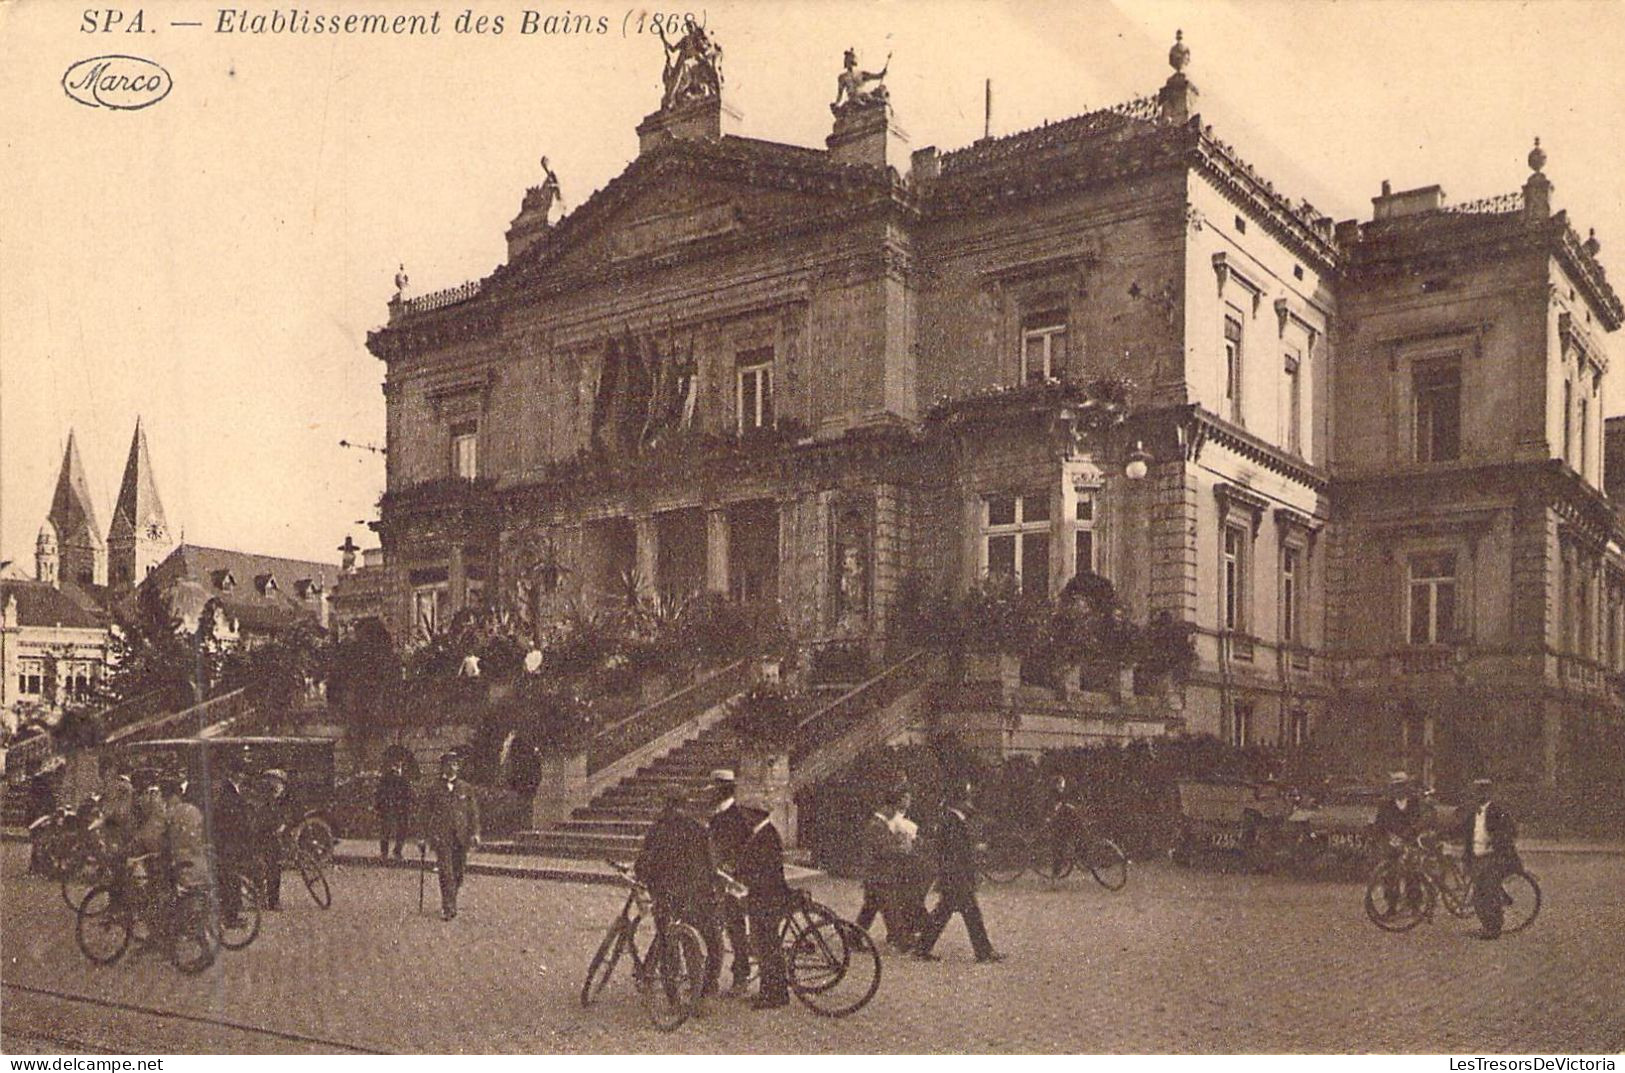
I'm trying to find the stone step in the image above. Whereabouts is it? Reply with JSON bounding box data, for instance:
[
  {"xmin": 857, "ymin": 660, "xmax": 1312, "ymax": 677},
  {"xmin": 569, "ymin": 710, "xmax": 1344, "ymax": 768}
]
[
  {"xmin": 554, "ymin": 819, "xmax": 655, "ymax": 836},
  {"xmin": 573, "ymin": 805, "xmax": 661, "ymax": 822},
  {"xmin": 516, "ymin": 830, "xmax": 646, "ymax": 858}
]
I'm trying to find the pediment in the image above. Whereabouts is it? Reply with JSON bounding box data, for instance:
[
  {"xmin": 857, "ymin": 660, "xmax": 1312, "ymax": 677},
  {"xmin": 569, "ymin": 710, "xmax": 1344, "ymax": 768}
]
[{"xmin": 498, "ymin": 141, "xmax": 894, "ymax": 290}]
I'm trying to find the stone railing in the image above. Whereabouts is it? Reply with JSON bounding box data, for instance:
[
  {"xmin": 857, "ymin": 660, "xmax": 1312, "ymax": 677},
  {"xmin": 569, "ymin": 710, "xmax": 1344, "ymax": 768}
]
[
  {"xmin": 398, "ymin": 279, "xmax": 482, "ymax": 318},
  {"xmin": 587, "ymin": 659, "xmax": 753, "ymax": 774},
  {"xmin": 106, "ymin": 688, "xmax": 253, "ymax": 746},
  {"xmin": 788, "ymin": 650, "xmax": 937, "ymax": 786},
  {"xmin": 1443, "ymin": 191, "xmax": 1523, "ymax": 215}
]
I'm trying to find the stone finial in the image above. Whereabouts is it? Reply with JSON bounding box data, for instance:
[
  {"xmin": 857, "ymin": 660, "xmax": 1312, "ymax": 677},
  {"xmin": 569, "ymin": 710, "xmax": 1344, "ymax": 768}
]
[
  {"xmin": 1528, "ymin": 137, "xmax": 1547, "ymax": 174},
  {"xmin": 393, "ymin": 264, "xmax": 409, "ymax": 301},
  {"xmin": 1583, "ymin": 228, "xmax": 1602, "ymax": 258},
  {"xmin": 1523, "ymin": 138, "xmax": 1552, "ymax": 218},
  {"xmin": 1169, "ymin": 29, "xmax": 1190, "ymax": 73},
  {"xmin": 1381, "ymin": 179, "xmax": 1392, "ymax": 196}
]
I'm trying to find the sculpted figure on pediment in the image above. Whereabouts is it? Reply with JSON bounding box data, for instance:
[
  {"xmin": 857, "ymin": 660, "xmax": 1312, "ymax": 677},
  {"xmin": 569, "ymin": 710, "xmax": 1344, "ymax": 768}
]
[
  {"xmin": 834, "ymin": 47, "xmax": 890, "ymax": 111},
  {"xmin": 657, "ymin": 16, "xmax": 723, "ymax": 111}
]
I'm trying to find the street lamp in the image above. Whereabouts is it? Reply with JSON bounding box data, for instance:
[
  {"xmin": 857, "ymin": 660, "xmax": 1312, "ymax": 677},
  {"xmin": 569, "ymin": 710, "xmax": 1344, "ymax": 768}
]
[{"xmin": 1124, "ymin": 440, "xmax": 1153, "ymax": 481}]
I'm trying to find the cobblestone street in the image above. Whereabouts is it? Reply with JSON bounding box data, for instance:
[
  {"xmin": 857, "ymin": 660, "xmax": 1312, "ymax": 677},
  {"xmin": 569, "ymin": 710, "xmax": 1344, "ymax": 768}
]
[{"xmin": 3, "ymin": 844, "xmax": 1622, "ymax": 1054}]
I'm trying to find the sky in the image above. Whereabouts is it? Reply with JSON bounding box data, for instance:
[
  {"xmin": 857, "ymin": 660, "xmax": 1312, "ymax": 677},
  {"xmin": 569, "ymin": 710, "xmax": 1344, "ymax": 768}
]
[{"xmin": 2, "ymin": 0, "xmax": 1622, "ymax": 568}]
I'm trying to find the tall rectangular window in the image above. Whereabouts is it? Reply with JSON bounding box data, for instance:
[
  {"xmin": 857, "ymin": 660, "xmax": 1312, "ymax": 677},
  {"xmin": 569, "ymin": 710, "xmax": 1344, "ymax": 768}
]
[
  {"xmin": 1224, "ymin": 315, "xmax": 1244, "ymax": 423},
  {"xmin": 1281, "ymin": 545, "xmax": 1301, "ymax": 644},
  {"xmin": 1284, "ymin": 352, "xmax": 1302, "ymax": 456},
  {"xmin": 413, "ymin": 587, "xmax": 446, "ymax": 638},
  {"xmin": 450, "ymin": 421, "xmax": 478, "ymax": 479},
  {"xmin": 983, "ymin": 492, "xmax": 1051, "ymax": 597},
  {"xmin": 737, "ymin": 350, "xmax": 774, "ymax": 432},
  {"xmin": 1230, "ymin": 701, "xmax": 1254, "ymax": 747},
  {"xmin": 1414, "ymin": 363, "xmax": 1461, "ymax": 463},
  {"xmin": 1407, "ymin": 552, "xmax": 1458, "ymax": 645},
  {"xmin": 1579, "ymin": 394, "xmax": 1589, "ymax": 477},
  {"xmin": 1222, "ymin": 524, "xmax": 1249, "ymax": 632},
  {"xmin": 1021, "ymin": 316, "xmax": 1068, "ymax": 384},
  {"xmin": 1074, "ymin": 492, "xmax": 1096, "ymax": 578},
  {"xmin": 1563, "ymin": 379, "xmax": 1574, "ymax": 462},
  {"xmin": 1288, "ymin": 708, "xmax": 1309, "ymax": 747}
]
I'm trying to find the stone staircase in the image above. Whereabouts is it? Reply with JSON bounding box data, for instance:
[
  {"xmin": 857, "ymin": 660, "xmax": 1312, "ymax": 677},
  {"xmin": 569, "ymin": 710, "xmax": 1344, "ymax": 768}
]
[{"xmin": 514, "ymin": 655, "xmax": 935, "ymax": 861}]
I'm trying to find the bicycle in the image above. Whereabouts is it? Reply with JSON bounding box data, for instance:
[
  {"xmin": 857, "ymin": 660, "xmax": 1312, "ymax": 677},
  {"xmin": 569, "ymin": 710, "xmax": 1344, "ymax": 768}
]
[
  {"xmin": 979, "ymin": 819, "xmax": 1130, "ymax": 891},
  {"xmin": 279, "ymin": 824, "xmax": 333, "ymax": 909},
  {"xmin": 1363, "ymin": 835, "xmax": 1541, "ymax": 935},
  {"xmin": 74, "ymin": 854, "xmax": 219, "ymax": 974},
  {"xmin": 210, "ymin": 853, "xmax": 264, "ymax": 951},
  {"xmin": 580, "ymin": 861, "xmax": 709, "ymax": 1031}
]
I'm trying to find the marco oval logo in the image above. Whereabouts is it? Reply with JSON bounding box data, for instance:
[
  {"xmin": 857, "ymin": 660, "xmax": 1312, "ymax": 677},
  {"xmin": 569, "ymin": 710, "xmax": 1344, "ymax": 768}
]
[{"xmin": 63, "ymin": 55, "xmax": 172, "ymax": 110}]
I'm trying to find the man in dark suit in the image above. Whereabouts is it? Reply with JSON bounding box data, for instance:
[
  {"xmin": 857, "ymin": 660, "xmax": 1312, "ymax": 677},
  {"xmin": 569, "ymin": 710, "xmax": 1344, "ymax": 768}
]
[
  {"xmin": 418, "ymin": 752, "xmax": 481, "ymax": 920},
  {"xmin": 375, "ymin": 758, "xmax": 414, "ymax": 860},
  {"xmin": 736, "ymin": 805, "xmax": 792, "ymax": 1010},
  {"xmin": 210, "ymin": 755, "xmax": 254, "ymax": 924},
  {"xmin": 706, "ymin": 769, "xmax": 753, "ymax": 996},
  {"xmin": 1458, "ymin": 776, "xmax": 1519, "ymax": 939},
  {"xmin": 252, "ymin": 769, "xmax": 293, "ymax": 910},
  {"xmin": 636, "ymin": 792, "xmax": 725, "ymax": 1002},
  {"xmin": 914, "ymin": 781, "xmax": 1004, "ymax": 964},
  {"xmin": 1372, "ymin": 771, "xmax": 1423, "ymax": 918},
  {"xmin": 856, "ymin": 787, "xmax": 909, "ymax": 950}
]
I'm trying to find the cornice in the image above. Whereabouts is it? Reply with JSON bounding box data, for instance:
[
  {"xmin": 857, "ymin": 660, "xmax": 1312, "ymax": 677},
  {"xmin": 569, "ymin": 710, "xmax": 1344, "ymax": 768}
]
[{"xmin": 1187, "ymin": 406, "xmax": 1329, "ymax": 492}]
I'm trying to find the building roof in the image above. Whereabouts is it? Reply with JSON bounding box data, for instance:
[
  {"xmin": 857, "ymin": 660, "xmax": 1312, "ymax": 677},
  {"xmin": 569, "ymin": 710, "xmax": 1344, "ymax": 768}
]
[
  {"xmin": 0, "ymin": 579, "xmax": 106, "ymax": 630},
  {"xmin": 47, "ymin": 431, "xmax": 103, "ymax": 549},
  {"xmin": 138, "ymin": 544, "xmax": 334, "ymax": 634},
  {"xmin": 108, "ymin": 418, "xmax": 169, "ymax": 542}
]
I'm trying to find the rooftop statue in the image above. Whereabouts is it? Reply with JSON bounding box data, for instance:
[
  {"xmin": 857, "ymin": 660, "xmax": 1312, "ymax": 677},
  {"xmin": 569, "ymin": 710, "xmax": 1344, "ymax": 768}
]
[
  {"xmin": 393, "ymin": 264, "xmax": 409, "ymax": 301},
  {"xmin": 534, "ymin": 155, "xmax": 563, "ymax": 216},
  {"xmin": 657, "ymin": 16, "xmax": 723, "ymax": 111},
  {"xmin": 834, "ymin": 47, "xmax": 890, "ymax": 110}
]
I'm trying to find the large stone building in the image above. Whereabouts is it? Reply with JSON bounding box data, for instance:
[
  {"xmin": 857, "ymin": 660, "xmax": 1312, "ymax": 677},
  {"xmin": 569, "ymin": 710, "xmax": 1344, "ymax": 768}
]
[{"xmin": 368, "ymin": 30, "xmax": 1622, "ymax": 790}]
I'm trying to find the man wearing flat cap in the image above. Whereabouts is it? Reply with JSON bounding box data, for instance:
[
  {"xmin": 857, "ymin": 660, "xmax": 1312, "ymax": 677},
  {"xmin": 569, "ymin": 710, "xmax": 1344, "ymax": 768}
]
[
  {"xmin": 253, "ymin": 768, "xmax": 292, "ymax": 910},
  {"xmin": 1373, "ymin": 771, "xmax": 1424, "ymax": 919},
  {"xmin": 419, "ymin": 751, "xmax": 481, "ymax": 920},
  {"xmin": 706, "ymin": 768, "xmax": 753, "ymax": 995},
  {"xmin": 1458, "ymin": 777, "xmax": 1519, "ymax": 939}
]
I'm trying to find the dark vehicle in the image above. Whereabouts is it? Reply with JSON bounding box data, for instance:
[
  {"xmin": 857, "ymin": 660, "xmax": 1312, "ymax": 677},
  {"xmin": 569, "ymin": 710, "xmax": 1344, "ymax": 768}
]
[
  {"xmin": 112, "ymin": 737, "xmax": 339, "ymax": 858},
  {"xmin": 1172, "ymin": 776, "xmax": 1297, "ymax": 870},
  {"xmin": 1281, "ymin": 783, "xmax": 1389, "ymax": 876}
]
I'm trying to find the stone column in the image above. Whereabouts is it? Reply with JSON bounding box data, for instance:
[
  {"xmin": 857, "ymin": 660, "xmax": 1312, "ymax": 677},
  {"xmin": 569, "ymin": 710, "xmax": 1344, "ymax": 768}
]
[
  {"xmin": 634, "ymin": 516, "xmax": 659, "ymax": 598},
  {"xmin": 448, "ymin": 544, "xmax": 466, "ymax": 612},
  {"xmin": 706, "ymin": 507, "xmax": 731, "ymax": 595}
]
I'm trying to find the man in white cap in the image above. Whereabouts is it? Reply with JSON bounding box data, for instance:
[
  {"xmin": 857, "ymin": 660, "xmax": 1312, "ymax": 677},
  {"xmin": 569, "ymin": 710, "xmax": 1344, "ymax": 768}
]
[
  {"xmin": 706, "ymin": 768, "xmax": 753, "ymax": 995},
  {"xmin": 1458, "ymin": 777, "xmax": 1518, "ymax": 939},
  {"xmin": 1372, "ymin": 771, "xmax": 1422, "ymax": 918}
]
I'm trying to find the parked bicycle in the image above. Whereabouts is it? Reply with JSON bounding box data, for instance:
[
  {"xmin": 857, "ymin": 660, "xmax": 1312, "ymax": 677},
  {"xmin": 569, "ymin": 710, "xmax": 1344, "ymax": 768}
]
[
  {"xmin": 1363, "ymin": 834, "xmax": 1541, "ymax": 935},
  {"xmin": 979, "ymin": 818, "xmax": 1130, "ymax": 890},
  {"xmin": 580, "ymin": 861, "xmax": 711, "ymax": 1031},
  {"xmin": 279, "ymin": 823, "xmax": 332, "ymax": 909},
  {"xmin": 74, "ymin": 853, "xmax": 218, "ymax": 974}
]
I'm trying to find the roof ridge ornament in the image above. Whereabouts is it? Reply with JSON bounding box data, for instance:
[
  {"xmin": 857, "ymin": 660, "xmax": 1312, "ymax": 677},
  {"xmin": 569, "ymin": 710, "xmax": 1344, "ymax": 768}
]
[
  {"xmin": 1527, "ymin": 136, "xmax": 1546, "ymax": 175},
  {"xmin": 1169, "ymin": 29, "xmax": 1190, "ymax": 73}
]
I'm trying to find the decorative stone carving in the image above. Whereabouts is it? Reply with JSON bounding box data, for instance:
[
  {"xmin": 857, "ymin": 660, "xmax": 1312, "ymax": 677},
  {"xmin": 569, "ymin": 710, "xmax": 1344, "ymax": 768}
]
[
  {"xmin": 833, "ymin": 47, "xmax": 890, "ymax": 112},
  {"xmin": 657, "ymin": 16, "xmax": 723, "ymax": 111}
]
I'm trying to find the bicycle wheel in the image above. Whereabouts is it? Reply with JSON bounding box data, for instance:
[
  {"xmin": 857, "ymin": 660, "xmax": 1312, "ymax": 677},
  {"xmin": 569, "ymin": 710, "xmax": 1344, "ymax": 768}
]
[
  {"xmin": 61, "ymin": 851, "xmax": 107, "ymax": 913},
  {"xmin": 1363, "ymin": 861, "xmax": 1429, "ymax": 932},
  {"xmin": 790, "ymin": 918, "xmax": 881, "ymax": 1018},
  {"xmin": 1084, "ymin": 838, "xmax": 1129, "ymax": 891},
  {"xmin": 1434, "ymin": 857, "xmax": 1473, "ymax": 918},
  {"xmin": 298, "ymin": 855, "xmax": 333, "ymax": 909},
  {"xmin": 295, "ymin": 818, "xmax": 336, "ymax": 865},
  {"xmin": 1031, "ymin": 834, "xmax": 1075, "ymax": 881},
  {"xmin": 218, "ymin": 875, "xmax": 262, "ymax": 951},
  {"xmin": 170, "ymin": 890, "xmax": 219, "ymax": 975},
  {"xmin": 639, "ymin": 921, "xmax": 704, "ymax": 1033},
  {"xmin": 581, "ymin": 919, "xmax": 630, "ymax": 1007},
  {"xmin": 781, "ymin": 898, "xmax": 846, "ymax": 994},
  {"xmin": 1499, "ymin": 870, "xmax": 1542, "ymax": 935},
  {"xmin": 979, "ymin": 837, "xmax": 1029, "ymax": 884},
  {"xmin": 75, "ymin": 885, "xmax": 131, "ymax": 965}
]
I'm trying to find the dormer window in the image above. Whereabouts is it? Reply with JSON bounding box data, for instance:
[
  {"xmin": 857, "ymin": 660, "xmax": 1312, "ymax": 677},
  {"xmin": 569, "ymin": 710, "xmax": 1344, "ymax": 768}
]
[
  {"xmin": 1021, "ymin": 315, "xmax": 1068, "ymax": 384},
  {"xmin": 213, "ymin": 569, "xmax": 237, "ymax": 591},
  {"xmin": 295, "ymin": 578, "xmax": 322, "ymax": 599},
  {"xmin": 256, "ymin": 573, "xmax": 278, "ymax": 595}
]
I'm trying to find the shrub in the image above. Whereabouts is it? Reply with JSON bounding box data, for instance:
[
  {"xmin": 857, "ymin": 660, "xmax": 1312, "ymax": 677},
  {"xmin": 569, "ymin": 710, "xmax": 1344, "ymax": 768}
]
[{"xmin": 727, "ymin": 682, "xmax": 801, "ymax": 750}]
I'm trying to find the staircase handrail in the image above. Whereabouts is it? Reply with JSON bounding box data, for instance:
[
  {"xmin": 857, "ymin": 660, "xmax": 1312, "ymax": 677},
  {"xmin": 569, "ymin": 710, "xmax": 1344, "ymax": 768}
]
[
  {"xmin": 588, "ymin": 659, "xmax": 753, "ymax": 774},
  {"xmin": 788, "ymin": 650, "xmax": 936, "ymax": 788},
  {"xmin": 105, "ymin": 688, "xmax": 253, "ymax": 746}
]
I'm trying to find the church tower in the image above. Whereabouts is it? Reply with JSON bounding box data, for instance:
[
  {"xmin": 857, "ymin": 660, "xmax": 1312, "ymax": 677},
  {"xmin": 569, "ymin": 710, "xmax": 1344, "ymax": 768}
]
[
  {"xmin": 46, "ymin": 431, "xmax": 106, "ymax": 588},
  {"xmin": 35, "ymin": 522, "xmax": 59, "ymax": 586},
  {"xmin": 107, "ymin": 418, "xmax": 174, "ymax": 590}
]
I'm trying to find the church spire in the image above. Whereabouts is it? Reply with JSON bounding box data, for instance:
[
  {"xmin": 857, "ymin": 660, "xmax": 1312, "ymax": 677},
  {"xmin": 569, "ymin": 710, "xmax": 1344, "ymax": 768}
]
[
  {"xmin": 46, "ymin": 430, "xmax": 106, "ymax": 587},
  {"xmin": 107, "ymin": 417, "xmax": 173, "ymax": 589}
]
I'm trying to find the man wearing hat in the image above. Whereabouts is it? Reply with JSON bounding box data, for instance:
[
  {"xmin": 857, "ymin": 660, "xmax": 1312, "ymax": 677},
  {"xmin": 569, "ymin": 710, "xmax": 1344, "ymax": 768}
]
[
  {"xmin": 914, "ymin": 780, "xmax": 1004, "ymax": 964},
  {"xmin": 419, "ymin": 751, "xmax": 481, "ymax": 920},
  {"xmin": 706, "ymin": 768, "xmax": 753, "ymax": 995},
  {"xmin": 211, "ymin": 754, "xmax": 253, "ymax": 924},
  {"xmin": 1458, "ymin": 777, "xmax": 1519, "ymax": 939},
  {"xmin": 636, "ymin": 790, "xmax": 725, "ymax": 1002},
  {"xmin": 735, "ymin": 803, "xmax": 792, "ymax": 1009},
  {"xmin": 1372, "ymin": 771, "xmax": 1424, "ymax": 919},
  {"xmin": 253, "ymin": 769, "xmax": 292, "ymax": 910}
]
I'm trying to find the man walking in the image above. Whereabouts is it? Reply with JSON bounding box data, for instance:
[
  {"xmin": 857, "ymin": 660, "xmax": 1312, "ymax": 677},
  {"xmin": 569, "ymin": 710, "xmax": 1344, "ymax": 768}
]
[
  {"xmin": 635, "ymin": 792, "xmax": 725, "ymax": 1003},
  {"xmin": 376, "ymin": 757, "xmax": 414, "ymax": 860},
  {"xmin": 1459, "ymin": 776, "xmax": 1519, "ymax": 940},
  {"xmin": 914, "ymin": 781, "xmax": 1004, "ymax": 964},
  {"xmin": 706, "ymin": 769, "xmax": 753, "ymax": 995},
  {"xmin": 419, "ymin": 752, "xmax": 481, "ymax": 920},
  {"xmin": 856, "ymin": 787, "xmax": 910, "ymax": 950},
  {"xmin": 736, "ymin": 804, "xmax": 792, "ymax": 1010}
]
